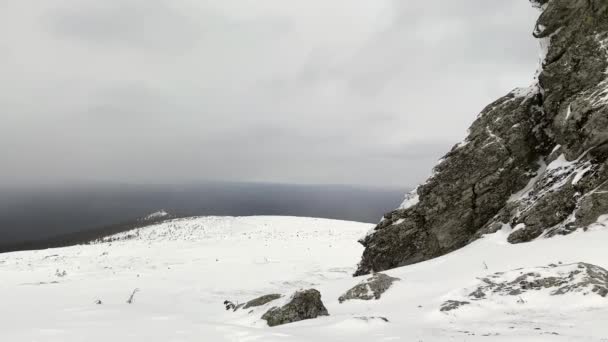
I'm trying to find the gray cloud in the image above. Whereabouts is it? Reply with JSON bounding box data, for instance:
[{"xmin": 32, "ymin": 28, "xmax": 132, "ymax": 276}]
[
  {"xmin": 46, "ymin": 1, "xmax": 196, "ymax": 49},
  {"xmin": 0, "ymin": 0, "xmax": 540, "ymax": 188}
]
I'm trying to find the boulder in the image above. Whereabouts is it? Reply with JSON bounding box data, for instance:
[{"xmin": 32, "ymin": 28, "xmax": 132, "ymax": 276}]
[
  {"xmin": 261, "ymin": 289, "xmax": 329, "ymax": 327},
  {"xmin": 338, "ymin": 273, "xmax": 400, "ymax": 303}
]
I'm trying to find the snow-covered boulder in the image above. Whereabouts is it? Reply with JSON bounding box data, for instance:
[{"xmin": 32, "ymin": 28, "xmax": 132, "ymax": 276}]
[
  {"xmin": 338, "ymin": 273, "xmax": 399, "ymax": 303},
  {"xmin": 441, "ymin": 262, "xmax": 608, "ymax": 312},
  {"xmin": 261, "ymin": 289, "xmax": 329, "ymax": 327}
]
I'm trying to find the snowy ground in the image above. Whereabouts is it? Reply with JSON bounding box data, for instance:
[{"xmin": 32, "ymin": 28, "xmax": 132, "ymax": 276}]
[{"xmin": 1, "ymin": 216, "xmax": 608, "ymax": 341}]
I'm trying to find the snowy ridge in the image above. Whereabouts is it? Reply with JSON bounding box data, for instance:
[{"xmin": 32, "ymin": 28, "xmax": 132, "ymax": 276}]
[{"xmin": 98, "ymin": 216, "xmax": 367, "ymax": 244}]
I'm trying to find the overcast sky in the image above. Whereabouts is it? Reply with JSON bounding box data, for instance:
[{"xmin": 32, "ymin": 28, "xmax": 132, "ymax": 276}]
[{"xmin": 0, "ymin": 0, "xmax": 540, "ymax": 188}]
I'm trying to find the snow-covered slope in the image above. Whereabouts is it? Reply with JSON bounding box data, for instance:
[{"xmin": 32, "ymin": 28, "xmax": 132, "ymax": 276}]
[{"xmin": 1, "ymin": 215, "xmax": 608, "ymax": 341}]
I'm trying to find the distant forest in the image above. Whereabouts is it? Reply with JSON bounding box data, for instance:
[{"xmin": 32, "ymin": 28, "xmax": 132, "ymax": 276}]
[{"xmin": 0, "ymin": 182, "xmax": 405, "ymax": 253}]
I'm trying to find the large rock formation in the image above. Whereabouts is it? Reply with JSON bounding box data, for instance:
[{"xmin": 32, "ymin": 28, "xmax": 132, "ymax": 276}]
[{"xmin": 356, "ymin": 0, "xmax": 608, "ymax": 275}]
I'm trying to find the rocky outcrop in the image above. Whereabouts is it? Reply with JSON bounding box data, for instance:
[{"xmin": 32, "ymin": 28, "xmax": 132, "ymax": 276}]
[
  {"xmin": 243, "ymin": 294, "xmax": 282, "ymax": 309},
  {"xmin": 224, "ymin": 293, "xmax": 282, "ymax": 312},
  {"xmin": 356, "ymin": 0, "xmax": 608, "ymax": 275},
  {"xmin": 440, "ymin": 300, "xmax": 470, "ymax": 312},
  {"xmin": 441, "ymin": 262, "xmax": 608, "ymax": 312},
  {"xmin": 354, "ymin": 316, "xmax": 390, "ymax": 323},
  {"xmin": 339, "ymin": 273, "xmax": 400, "ymax": 303},
  {"xmin": 261, "ymin": 289, "xmax": 329, "ymax": 327}
]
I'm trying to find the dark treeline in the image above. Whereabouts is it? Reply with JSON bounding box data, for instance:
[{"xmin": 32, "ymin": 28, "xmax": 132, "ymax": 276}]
[{"xmin": 0, "ymin": 182, "xmax": 405, "ymax": 253}]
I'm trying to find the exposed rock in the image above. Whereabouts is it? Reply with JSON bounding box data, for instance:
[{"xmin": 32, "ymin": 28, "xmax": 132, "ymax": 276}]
[
  {"xmin": 356, "ymin": 88, "xmax": 549, "ymax": 275},
  {"xmin": 356, "ymin": 0, "xmax": 608, "ymax": 275},
  {"xmin": 243, "ymin": 294, "xmax": 282, "ymax": 309},
  {"xmin": 575, "ymin": 181, "xmax": 608, "ymax": 227},
  {"xmin": 440, "ymin": 300, "xmax": 470, "ymax": 312},
  {"xmin": 224, "ymin": 294, "xmax": 282, "ymax": 312},
  {"xmin": 354, "ymin": 316, "xmax": 390, "ymax": 323},
  {"xmin": 441, "ymin": 263, "xmax": 608, "ymax": 312},
  {"xmin": 261, "ymin": 289, "xmax": 329, "ymax": 327},
  {"xmin": 338, "ymin": 273, "xmax": 400, "ymax": 303},
  {"xmin": 223, "ymin": 300, "xmax": 242, "ymax": 311}
]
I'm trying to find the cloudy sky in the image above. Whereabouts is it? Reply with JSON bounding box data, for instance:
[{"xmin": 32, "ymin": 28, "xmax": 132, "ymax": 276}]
[{"xmin": 1, "ymin": 0, "xmax": 540, "ymax": 188}]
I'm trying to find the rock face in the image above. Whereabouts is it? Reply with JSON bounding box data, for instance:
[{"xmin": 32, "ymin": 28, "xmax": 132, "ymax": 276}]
[
  {"xmin": 338, "ymin": 273, "xmax": 400, "ymax": 303},
  {"xmin": 441, "ymin": 262, "xmax": 608, "ymax": 312},
  {"xmin": 356, "ymin": 0, "xmax": 608, "ymax": 275},
  {"xmin": 261, "ymin": 289, "xmax": 329, "ymax": 327}
]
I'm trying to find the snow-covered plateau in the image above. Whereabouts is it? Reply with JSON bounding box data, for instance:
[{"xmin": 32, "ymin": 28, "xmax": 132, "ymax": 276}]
[{"xmin": 1, "ymin": 215, "xmax": 608, "ymax": 341}]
